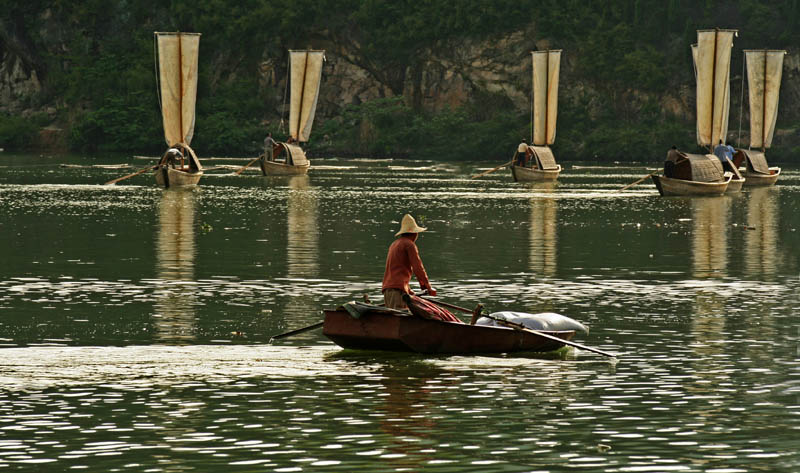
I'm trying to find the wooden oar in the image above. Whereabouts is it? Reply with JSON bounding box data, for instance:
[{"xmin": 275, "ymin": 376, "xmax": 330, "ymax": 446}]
[
  {"xmin": 235, "ymin": 157, "xmax": 261, "ymax": 175},
  {"xmin": 620, "ymin": 155, "xmax": 691, "ymax": 191},
  {"xmin": 619, "ymin": 169, "xmax": 660, "ymax": 191},
  {"xmin": 269, "ymin": 321, "xmax": 324, "ymax": 343},
  {"xmin": 420, "ymin": 295, "xmax": 616, "ymax": 358},
  {"xmin": 471, "ymin": 159, "xmax": 513, "ymax": 179},
  {"xmin": 104, "ymin": 165, "xmax": 157, "ymax": 185}
]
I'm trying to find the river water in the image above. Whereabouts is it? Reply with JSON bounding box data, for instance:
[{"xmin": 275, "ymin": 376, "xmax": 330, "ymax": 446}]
[{"xmin": 0, "ymin": 153, "xmax": 798, "ymax": 472}]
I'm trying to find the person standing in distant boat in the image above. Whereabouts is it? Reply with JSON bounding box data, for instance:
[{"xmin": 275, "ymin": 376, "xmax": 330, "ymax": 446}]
[
  {"xmin": 264, "ymin": 132, "xmax": 276, "ymax": 161},
  {"xmin": 664, "ymin": 145, "xmax": 680, "ymax": 177},
  {"xmin": 713, "ymin": 140, "xmax": 735, "ymax": 163},
  {"xmin": 382, "ymin": 214, "xmax": 437, "ymax": 310},
  {"xmin": 164, "ymin": 147, "xmax": 183, "ymax": 168},
  {"xmin": 515, "ymin": 139, "xmax": 528, "ymax": 167}
]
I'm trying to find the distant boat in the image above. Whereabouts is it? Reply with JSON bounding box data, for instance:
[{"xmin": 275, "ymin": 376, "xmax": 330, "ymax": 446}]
[
  {"xmin": 512, "ymin": 50, "xmax": 562, "ymax": 182},
  {"xmin": 654, "ymin": 29, "xmax": 739, "ymax": 196},
  {"xmin": 260, "ymin": 50, "xmax": 325, "ymax": 176},
  {"xmin": 732, "ymin": 49, "xmax": 785, "ymax": 186},
  {"xmin": 153, "ymin": 32, "xmax": 203, "ymax": 188}
]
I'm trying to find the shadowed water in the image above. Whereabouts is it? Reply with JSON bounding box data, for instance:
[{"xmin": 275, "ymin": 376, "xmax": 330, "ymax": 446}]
[{"xmin": 0, "ymin": 154, "xmax": 798, "ymax": 471}]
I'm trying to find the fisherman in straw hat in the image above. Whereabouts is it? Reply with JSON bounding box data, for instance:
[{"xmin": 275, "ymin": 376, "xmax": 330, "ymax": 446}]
[{"xmin": 382, "ymin": 214, "xmax": 437, "ymax": 310}]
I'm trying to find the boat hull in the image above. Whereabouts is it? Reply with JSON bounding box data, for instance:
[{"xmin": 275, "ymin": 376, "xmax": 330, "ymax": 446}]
[
  {"xmin": 155, "ymin": 167, "xmax": 202, "ymax": 188},
  {"xmin": 725, "ymin": 176, "xmax": 745, "ymax": 193},
  {"xmin": 511, "ymin": 164, "xmax": 561, "ymax": 182},
  {"xmin": 260, "ymin": 158, "xmax": 310, "ymax": 176},
  {"xmin": 322, "ymin": 309, "xmax": 575, "ymax": 354},
  {"xmin": 741, "ymin": 167, "xmax": 780, "ymax": 187},
  {"xmin": 652, "ymin": 174, "xmax": 730, "ymax": 196}
]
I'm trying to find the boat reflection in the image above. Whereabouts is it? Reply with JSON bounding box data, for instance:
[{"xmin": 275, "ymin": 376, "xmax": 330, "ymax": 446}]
[
  {"xmin": 743, "ymin": 187, "xmax": 779, "ymax": 278},
  {"xmin": 153, "ymin": 188, "xmax": 198, "ymax": 342},
  {"xmin": 690, "ymin": 197, "xmax": 730, "ymax": 279},
  {"xmin": 529, "ymin": 183, "xmax": 558, "ymax": 277},
  {"xmin": 376, "ymin": 360, "xmax": 443, "ymax": 469},
  {"xmin": 284, "ymin": 175, "xmax": 320, "ymax": 320},
  {"xmin": 286, "ymin": 176, "xmax": 319, "ymax": 277}
]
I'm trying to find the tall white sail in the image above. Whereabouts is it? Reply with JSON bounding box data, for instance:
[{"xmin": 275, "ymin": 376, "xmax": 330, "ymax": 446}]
[
  {"xmin": 692, "ymin": 29, "xmax": 736, "ymax": 147},
  {"xmin": 156, "ymin": 32, "xmax": 201, "ymax": 147},
  {"xmin": 531, "ymin": 50, "xmax": 561, "ymax": 146},
  {"xmin": 745, "ymin": 50, "xmax": 785, "ymax": 149},
  {"xmin": 288, "ymin": 50, "xmax": 325, "ymax": 143}
]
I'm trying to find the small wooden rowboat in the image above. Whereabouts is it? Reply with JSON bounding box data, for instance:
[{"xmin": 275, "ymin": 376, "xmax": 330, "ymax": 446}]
[
  {"xmin": 511, "ymin": 164, "xmax": 562, "ymax": 182},
  {"xmin": 733, "ymin": 150, "xmax": 780, "ymax": 187},
  {"xmin": 652, "ymin": 173, "xmax": 732, "ymax": 196},
  {"xmin": 511, "ymin": 146, "xmax": 561, "ymax": 182},
  {"xmin": 741, "ymin": 168, "xmax": 780, "ymax": 186},
  {"xmin": 322, "ymin": 308, "xmax": 575, "ymax": 354},
  {"xmin": 155, "ymin": 166, "xmax": 202, "ymax": 187},
  {"xmin": 260, "ymin": 158, "xmax": 310, "ymax": 176},
  {"xmin": 725, "ymin": 174, "xmax": 745, "ymax": 193},
  {"xmin": 260, "ymin": 142, "xmax": 310, "ymax": 176}
]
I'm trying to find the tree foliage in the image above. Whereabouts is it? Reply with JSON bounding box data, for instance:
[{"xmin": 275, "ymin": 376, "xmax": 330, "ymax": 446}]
[{"xmin": 1, "ymin": 0, "xmax": 798, "ymax": 161}]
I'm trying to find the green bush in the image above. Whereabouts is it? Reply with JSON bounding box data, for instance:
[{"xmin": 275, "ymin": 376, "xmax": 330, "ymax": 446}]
[{"xmin": 0, "ymin": 114, "xmax": 41, "ymax": 150}]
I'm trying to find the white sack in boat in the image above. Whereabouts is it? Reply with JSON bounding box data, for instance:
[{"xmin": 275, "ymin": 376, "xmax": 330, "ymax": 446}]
[{"xmin": 477, "ymin": 311, "xmax": 589, "ymax": 333}]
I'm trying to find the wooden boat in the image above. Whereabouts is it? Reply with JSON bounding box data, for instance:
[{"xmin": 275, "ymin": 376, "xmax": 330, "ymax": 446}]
[
  {"xmin": 322, "ymin": 308, "xmax": 575, "ymax": 354},
  {"xmin": 260, "ymin": 50, "xmax": 325, "ymax": 176},
  {"xmin": 512, "ymin": 146, "xmax": 561, "ymax": 182},
  {"xmin": 742, "ymin": 167, "xmax": 780, "ymax": 186},
  {"xmin": 654, "ymin": 150, "xmax": 731, "ymax": 196},
  {"xmin": 725, "ymin": 174, "xmax": 745, "ymax": 193},
  {"xmin": 511, "ymin": 50, "xmax": 562, "ymax": 183},
  {"xmin": 655, "ymin": 29, "xmax": 736, "ymax": 196},
  {"xmin": 734, "ymin": 49, "xmax": 786, "ymax": 187},
  {"xmin": 153, "ymin": 32, "xmax": 203, "ymax": 188},
  {"xmin": 733, "ymin": 150, "xmax": 780, "ymax": 186},
  {"xmin": 155, "ymin": 165, "xmax": 202, "ymax": 187},
  {"xmin": 154, "ymin": 145, "xmax": 203, "ymax": 188},
  {"xmin": 260, "ymin": 142, "xmax": 311, "ymax": 176},
  {"xmin": 653, "ymin": 171, "xmax": 731, "ymax": 196}
]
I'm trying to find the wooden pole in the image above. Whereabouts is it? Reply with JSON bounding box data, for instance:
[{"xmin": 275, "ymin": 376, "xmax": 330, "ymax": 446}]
[
  {"xmin": 471, "ymin": 159, "xmax": 514, "ymax": 179},
  {"xmin": 104, "ymin": 165, "xmax": 157, "ymax": 185},
  {"xmin": 619, "ymin": 169, "xmax": 661, "ymax": 191},
  {"xmin": 269, "ymin": 321, "xmax": 324, "ymax": 343},
  {"xmin": 620, "ymin": 156, "xmax": 689, "ymax": 191},
  {"xmin": 762, "ymin": 49, "xmax": 768, "ymax": 152},
  {"xmin": 419, "ymin": 295, "xmax": 617, "ymax": 358},
  {"xmin": 235, "ymin": 157, "xmax": 261, "ymax": 175}
]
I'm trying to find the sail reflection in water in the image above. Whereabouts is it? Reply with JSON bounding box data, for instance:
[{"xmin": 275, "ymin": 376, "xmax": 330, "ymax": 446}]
[
  {"xmin": 744, "ymin": 187, "xmax": 778, "ymax": 278},
  {"xmin": 691, "ymin": 197, "xmax": 730, "ymax": 279},
  {"xmin": 154, "ymin": 189, "xmax": 198, "ymax": 342},
  {"xmin": 284, "ymin": 176, "xmax": 319, "ymax": 319},
  {"xmin": 529, "ymin": 184, "xmax": 558, "ymax": 277}
]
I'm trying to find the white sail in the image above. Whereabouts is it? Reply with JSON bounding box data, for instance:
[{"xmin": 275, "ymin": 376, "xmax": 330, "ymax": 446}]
[
  {"xmin": 531, "ymin": 50, "xmax": 561, "ymax": 146},
  {"xmin": 288, "ymin": 50, "xmax": 325, "ymax": 142},
  {"xmin": 156, "ymin": 32, "xmax": 201, "ymax": 147},
  {"xmin": 692, "ymin": 29, "xmax": 736, "ymax": 147},
  {"xmin": 745, "ymin": 50, "xmax": 786, "ymax": 149}
]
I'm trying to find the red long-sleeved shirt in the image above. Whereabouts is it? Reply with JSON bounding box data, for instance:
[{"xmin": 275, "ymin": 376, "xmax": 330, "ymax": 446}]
[{"xmin": 382, "ymin": 235, "xmax": 431, "ymax": 294}]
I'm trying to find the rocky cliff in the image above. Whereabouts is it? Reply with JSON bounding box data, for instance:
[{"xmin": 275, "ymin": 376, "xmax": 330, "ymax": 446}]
[{"xmin": 2, "ymin": 2, "xmax": 799, "ymax": 160}]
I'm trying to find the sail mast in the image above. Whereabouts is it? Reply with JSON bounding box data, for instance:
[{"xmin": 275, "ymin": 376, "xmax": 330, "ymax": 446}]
[
  {"xmin": 296, "ymin": 52, "xmax": 310, "ymax": 142},
  {"xmin": 544, "ymin": 50, "xmax": 550, "ymax": 145},
  {"xmin": 178, "ymin": 33, "xmax": 184, "ymax": 145},
  {"xmin": 762, "ymin": 49, "xmax": 768, "ymax": 152},
  {"xmin": 710, "ymin": 29, "xmax": 718, "ymax": 150}
]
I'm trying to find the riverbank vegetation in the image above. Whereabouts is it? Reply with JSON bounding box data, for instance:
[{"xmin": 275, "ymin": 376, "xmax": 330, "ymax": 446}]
[{"xmin": 1, "ymin": 0, "xmax": 798, "ymax": 162}]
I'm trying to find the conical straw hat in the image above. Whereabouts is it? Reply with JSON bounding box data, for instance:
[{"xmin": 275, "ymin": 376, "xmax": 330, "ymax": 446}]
[{"xmin": 395, "ymin": 214, "xmax": 427, "ymax": 236}]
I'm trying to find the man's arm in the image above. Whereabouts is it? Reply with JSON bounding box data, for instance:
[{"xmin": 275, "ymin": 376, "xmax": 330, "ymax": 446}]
[{"xmin": 407, "ymin": 242, "xmax": 433, "ymax": 293}]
